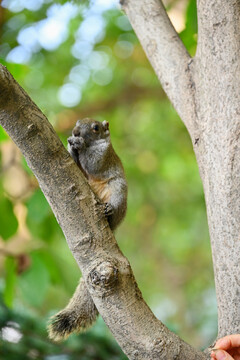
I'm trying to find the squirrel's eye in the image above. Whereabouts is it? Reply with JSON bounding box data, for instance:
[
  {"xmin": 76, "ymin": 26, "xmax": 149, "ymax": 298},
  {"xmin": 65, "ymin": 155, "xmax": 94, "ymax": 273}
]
[{"xmin": 92, "ymin": 124, "xmax": 99, "ymax": 133}]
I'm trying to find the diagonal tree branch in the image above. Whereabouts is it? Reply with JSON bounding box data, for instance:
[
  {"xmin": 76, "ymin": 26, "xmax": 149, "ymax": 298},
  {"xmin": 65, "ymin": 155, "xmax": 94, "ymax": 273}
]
[
  {"xmin": 0, "ymin": 64, "xmax": 208, "ymax": 359},
  {"xmin": 121, "ymin": 0, "xmax": 197, "ymax": 134}
]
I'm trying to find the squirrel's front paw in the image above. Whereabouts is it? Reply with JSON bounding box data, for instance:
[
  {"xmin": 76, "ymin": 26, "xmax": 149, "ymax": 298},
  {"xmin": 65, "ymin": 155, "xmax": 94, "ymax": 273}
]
[
  {"xmin": 104, "ymin": 203, "xmax": 114, "ymax": 217},
  {"xmin": 67, "ymin": 136, "xmax": 85, "ymax": 151}
]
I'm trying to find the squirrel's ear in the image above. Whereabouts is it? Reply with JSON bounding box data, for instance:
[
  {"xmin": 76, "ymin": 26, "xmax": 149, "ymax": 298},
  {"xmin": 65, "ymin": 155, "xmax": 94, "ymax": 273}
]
[{"xmin": 102, "ymin": 120, "xmax": 109, "ymax": 130}]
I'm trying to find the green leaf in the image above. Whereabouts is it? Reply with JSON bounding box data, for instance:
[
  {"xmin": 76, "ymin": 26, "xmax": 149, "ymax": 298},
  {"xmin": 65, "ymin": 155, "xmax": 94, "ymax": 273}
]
[
  {"xmin": 0, "ymin": 58, "xmax": 7, "ymax": 66},
  {"xmin": 26, "ymin": 187, "xmax": 62, "ymax": 243},
  {"xmin": 27, "ymin": 210, "xmax": 62, "ymax": 242},
  {"xmin": 26, "ymin": 189, "xmax": 51, "ymax": 223},
  {"xmin": 21, "ymin": 156, "xmax": 33, "ymax": 175},
  {"xmin": 0, "ymin": 192, "xmax": 18, "ymax": 240},
  {"xmin": 186, "ymin": 0, "xmax": 198, "ymax": 34},
  {"xmin": 37, "ymin": 250, "xmax": 63, "ymax": 284},
  {"xmin": 18, "ymin": 253, "xmax": 50, "ymax": 307},
  {"xmin": 180, "ymin": 0, "xmax": 197, "ymax": 55},
  {"xmin": 0, "ymin": 127, "xmax": 9, "ymax": 142},
  {"xmin": 3, "ymin": 257, "xmax": 17, "ymax": 308}
]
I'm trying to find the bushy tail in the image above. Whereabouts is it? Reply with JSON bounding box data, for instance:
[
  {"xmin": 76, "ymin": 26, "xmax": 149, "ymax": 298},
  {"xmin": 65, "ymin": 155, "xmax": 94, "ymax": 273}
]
[{"xmin": 48, "ymin": 278, "xmax": 98, "ymax": 342}]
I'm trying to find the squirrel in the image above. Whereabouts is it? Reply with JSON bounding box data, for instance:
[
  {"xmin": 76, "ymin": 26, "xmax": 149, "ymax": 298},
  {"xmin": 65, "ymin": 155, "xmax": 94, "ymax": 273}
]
[{"xmin": 48, "ymin": 118, "xmax": 128, "ymax": 341}]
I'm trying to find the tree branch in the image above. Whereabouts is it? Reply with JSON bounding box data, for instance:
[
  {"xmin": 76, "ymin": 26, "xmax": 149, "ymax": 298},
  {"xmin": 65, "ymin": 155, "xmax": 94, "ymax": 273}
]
[
  {"xmin": 121, "ymin": 0, "xmax": 197, "ymax": 133},
  {"xmin": 0, "ymin": 64, "xmax": 208, "ymax": 359}
]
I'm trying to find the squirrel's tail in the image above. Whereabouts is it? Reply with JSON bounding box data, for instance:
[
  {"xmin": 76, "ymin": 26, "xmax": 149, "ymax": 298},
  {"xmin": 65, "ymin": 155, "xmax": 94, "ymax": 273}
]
[{"xmin": 48, "ymin": 278, "xmax": 98, "ymax": 342}]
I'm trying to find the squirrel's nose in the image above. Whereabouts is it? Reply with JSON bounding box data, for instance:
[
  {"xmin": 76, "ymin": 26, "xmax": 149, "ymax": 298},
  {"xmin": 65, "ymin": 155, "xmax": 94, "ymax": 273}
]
[{"xmin": 73, "ymin": 127, "xmax": 80, "ymax": 137}]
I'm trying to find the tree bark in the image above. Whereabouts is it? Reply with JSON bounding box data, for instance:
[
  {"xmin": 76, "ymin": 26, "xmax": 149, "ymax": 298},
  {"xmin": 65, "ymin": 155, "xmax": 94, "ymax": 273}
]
[
  {"xmin": 0, "ymin": 65, "xmax": 208, "ymax": 359},
  {"xmin": 194, "ymin": 0, "xmax": 240, "ymax": 337},
  {"xmin": 123, "ymin": 0, "xmax": 240, "ymax": 339}
]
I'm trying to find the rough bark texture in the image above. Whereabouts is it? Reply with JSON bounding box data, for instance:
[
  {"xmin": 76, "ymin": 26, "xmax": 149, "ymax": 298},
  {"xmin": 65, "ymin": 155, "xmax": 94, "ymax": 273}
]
[
  {"xmin": 194, "ymin": 0, "xmax": 240, "ymax": 337},
  {"xmin": 0, "ymin": 65, "xmax": 208, "ymax": 360},
  {"xmin": 123, "ymin": 0, "xmax": 240, "ymax": 340}
]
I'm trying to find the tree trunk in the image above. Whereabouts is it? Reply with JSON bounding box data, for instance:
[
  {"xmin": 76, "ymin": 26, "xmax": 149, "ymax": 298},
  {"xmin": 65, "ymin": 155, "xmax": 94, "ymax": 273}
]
[
  {"xmin": 195, "ymin": 0, "xmax": 240, "ymax": 336},
  {"xmin": 123, "ymin": 0, "xmax": 240, "ymax": 339}
]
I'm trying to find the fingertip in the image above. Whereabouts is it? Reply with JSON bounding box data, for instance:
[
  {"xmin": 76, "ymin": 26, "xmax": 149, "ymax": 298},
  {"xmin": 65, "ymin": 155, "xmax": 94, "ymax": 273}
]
[
  {"xmin": 215, "ymin": 337, "xmax": 231, "ymax": 350},
  {"xmin": 215, "ymin": 334, "xmax": 240, "ymax": 350},
  {"xmin": 215, "ymin": 349, "xmax": 227, "ymax": 360},
  {"xmin": 215, "ymin": 349, "xmax": 235, "ymax": 360}
]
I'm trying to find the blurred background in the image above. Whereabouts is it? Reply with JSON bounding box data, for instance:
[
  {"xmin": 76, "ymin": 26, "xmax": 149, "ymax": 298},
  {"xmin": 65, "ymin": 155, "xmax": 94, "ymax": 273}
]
[{"xmin": 0, "ymin": 0, "xmax": 217, "ymax": 359}]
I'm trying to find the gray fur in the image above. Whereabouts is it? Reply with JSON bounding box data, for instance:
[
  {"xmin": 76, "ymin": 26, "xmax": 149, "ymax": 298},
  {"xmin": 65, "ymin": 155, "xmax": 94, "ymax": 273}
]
[{"xmin": 68, "ymin": 118, "xmax": 127, "ymax": 230}]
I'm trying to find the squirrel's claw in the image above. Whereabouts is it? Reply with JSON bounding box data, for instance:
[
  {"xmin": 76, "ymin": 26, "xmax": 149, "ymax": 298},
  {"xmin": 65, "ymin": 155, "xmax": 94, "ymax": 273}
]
[{"xmin": 104, "ymin": 202, "xmax": 114, "ymax": 217}]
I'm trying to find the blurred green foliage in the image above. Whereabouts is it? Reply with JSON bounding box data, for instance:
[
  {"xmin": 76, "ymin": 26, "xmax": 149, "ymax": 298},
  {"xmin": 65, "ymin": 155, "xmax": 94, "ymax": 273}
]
[
  {"xmin": 0, "ymin": 186, "xmax": 18, "ymax": 240},
  {"xmin": 0, "ymin": 0, "xmax": 217, "ymax": 358},
  {"xmin": 0, "ymin": 300, "xmax": 128, "ymax": 360}
]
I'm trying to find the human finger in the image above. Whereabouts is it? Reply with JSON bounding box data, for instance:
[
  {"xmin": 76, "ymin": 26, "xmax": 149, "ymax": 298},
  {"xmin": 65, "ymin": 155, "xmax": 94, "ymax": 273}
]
[
  {"xmin": 212, "ymin": 349, "xmax": 234, "ymax": 360},
  {"xmin": 215, "ymin": 335, "xmax": 240, "ymax": 351}
]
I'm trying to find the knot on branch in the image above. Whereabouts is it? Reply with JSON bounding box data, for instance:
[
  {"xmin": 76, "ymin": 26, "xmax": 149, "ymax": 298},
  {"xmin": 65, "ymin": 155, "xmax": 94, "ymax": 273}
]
[
  {"xmin": 88, "ymin": 261, "xmax": 118, "ymax": 295},
  {"xmin": 26, "ymin": 123, "xmax": 38, "ymax": 136},
  {"xmin": 150, "ymin": 337, "xmax": 167, "ymax": 357}
]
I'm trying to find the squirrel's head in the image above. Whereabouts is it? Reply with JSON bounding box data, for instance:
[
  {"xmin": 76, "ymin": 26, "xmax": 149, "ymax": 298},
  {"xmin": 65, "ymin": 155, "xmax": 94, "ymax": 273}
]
[{"xmin": 72, "ymin": 118, "xmax": 110, "ymax": 146}]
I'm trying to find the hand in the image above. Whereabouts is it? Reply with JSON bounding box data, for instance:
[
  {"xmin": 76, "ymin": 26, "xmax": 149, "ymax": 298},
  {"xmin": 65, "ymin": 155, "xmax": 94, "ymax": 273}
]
[{"xmin": 211, "ymin": 334, "xmax": 240, "ymax": 360}]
